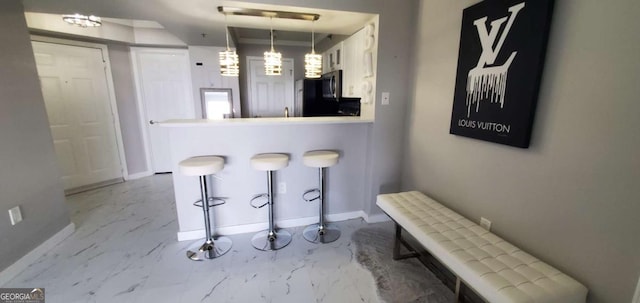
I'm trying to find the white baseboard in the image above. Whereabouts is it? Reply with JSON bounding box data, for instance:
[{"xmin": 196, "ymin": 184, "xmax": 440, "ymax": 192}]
[
  {"xmin": 326, "ymin": 211, "xmax": 363, "ymax": 222},
  {"xmin": 633, "ymin": 274, "xmax": 640, "ymax": 303},
  {"xmin": 126, "ymin": 171, "xmax": 153, "ymax": 180},
  {"xmin": 0, "ymin": 223, "xmax": 75, "ymax": 286},
  {"xmin": 177, "ymin": 211, "xmax": 364, "ymax": 241},
  {"xmin": 362, "ymin": 212, "xmax": 391, "ymax": 223}
]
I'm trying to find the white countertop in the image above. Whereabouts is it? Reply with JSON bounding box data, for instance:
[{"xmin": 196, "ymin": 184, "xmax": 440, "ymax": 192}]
[{"xmin": 159, "ymin": 116, "xmax": 373, "ymax": 127}]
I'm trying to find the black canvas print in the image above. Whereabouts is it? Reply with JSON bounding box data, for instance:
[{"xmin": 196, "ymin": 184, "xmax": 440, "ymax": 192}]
[{"xmin": 449, "ymin": 0, "xmax": 555, "ymax": 148}]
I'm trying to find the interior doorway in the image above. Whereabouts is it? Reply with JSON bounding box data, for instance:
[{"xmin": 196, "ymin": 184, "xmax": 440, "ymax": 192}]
[
  {"xmin": 130, "ymin": 47, "xmax": 195, "ymax": 173},
  {"xmin": 246, "ymin": 56, "xmax": 294, "ymax": 118},
  {"xmin": 31, "ymin": 39, "xmax": 126, "ymax": 193}
]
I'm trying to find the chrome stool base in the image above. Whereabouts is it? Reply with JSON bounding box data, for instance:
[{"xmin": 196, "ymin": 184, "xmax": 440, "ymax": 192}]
[
  {"xmin": 251, "ymin": 229, "xmax": 292, "ymax": 251},
  {"xmin": 303, "ymin": 223, "xmax": 341, "ymax": 244},
  {"xmin": 186, "ymin": 236, "xmax": 232, "ymax": 261}
]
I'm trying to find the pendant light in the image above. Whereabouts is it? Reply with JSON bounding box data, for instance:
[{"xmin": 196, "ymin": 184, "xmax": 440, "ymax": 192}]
[
  {"xmin": 304, "ymin": 20, "xmax": 322, "ymax": 78},
  {"xmin": 219, "ymin": 15, "xmax": 239, "ymax": 77},
  {"xmin": 264, "ymin": 17, "xmax": 282, "ymax": 76}
]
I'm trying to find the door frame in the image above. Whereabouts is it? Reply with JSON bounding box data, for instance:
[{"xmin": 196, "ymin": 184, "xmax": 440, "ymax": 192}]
[
  {"xmin": 30, "ymin": 35, "xmax": 129, "ymax": 180},
  {"xmin": 130, "ymin": 47, "xmax": 193, "ymax": 174}
]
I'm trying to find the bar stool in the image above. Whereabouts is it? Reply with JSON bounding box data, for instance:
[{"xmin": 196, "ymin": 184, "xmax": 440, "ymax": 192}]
[
  {"xmin": 250, "ymin": 153, "xmax": 292, "ymax": 251},
  {"xmin": 302, "ymin": 150, "xmax": 341, "ymax": 243},
  {"xmin": 179, "ymin": 156, "xmax": 232, "ymax": 261}
]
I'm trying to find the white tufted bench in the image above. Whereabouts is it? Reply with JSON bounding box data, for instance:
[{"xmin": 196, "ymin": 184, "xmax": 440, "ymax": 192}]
[{"xmin": 377, "ymin": 191, "xmax": 588, "ymax": 303}]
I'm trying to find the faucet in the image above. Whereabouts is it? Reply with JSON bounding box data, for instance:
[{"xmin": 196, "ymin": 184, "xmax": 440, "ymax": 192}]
[{"xmin": 284, "ymin": 107, "xmax": 289, "ymax": 118}]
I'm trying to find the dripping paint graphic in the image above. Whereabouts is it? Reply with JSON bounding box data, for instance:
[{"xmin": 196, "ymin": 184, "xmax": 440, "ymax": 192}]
[
  {"xmin": 466, "ymin": 54, "xmax": 514, "ymax": 117},
  {"xmin": 465, "ymin": 3, "xmax": 525, "ymax": 118}
]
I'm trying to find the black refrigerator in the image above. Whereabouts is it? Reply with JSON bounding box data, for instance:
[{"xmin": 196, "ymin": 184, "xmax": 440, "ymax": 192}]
[{"xmin": 295, "ymin": 79, "xmax": 338, "ymax": 117}]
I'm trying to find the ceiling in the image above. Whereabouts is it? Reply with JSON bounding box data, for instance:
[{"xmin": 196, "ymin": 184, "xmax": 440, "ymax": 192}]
[{"xmin": 21, "ymin": 0, "xmax": 375, "ymax": 46}]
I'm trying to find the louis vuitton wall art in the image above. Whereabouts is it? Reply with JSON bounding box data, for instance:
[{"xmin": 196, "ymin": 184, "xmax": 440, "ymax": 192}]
[{"xmin": 449, "ymin": 0, "xmax": 555, "ymax": 148}]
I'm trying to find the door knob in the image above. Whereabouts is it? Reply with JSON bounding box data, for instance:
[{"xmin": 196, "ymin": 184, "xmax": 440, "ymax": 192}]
[{"xmin": 149, "ymin": 120, "xmax": 158, "ymax": 125}]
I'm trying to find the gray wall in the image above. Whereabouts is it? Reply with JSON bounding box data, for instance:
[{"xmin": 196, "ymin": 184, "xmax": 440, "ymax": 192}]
[
  {"xmin": 402, "ymin": 1, "xmax": 640, "ymax": 302},
  {"xmin": 108, "ymin": 44, "xmax": 148, "ymax": 175},
  {"xmin": 364, "ymin": 1, "xmax": 418, "ymax": 216},
  {"xmin": 0, "ymin": 0, "xmax": 70, "ymax": 272}
]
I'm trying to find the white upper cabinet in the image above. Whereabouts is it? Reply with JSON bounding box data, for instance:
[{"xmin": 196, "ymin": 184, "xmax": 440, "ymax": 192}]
[
  {"xmin": 342, "ymin": 27, "xmax": 366, "ymax": 97},
  {"xmin": 323, "ymin": 41, "xmax": 343, "ymax": 73},
  {"xmin": 321, "ymin": 27, "xmax": 368, "ymax": 97},
  {"xmin": 320, "ymin": 18, "xmax": 378, "ymax": 109}
]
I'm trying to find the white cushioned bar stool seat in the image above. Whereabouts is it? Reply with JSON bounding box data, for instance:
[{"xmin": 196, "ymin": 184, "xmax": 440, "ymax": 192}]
[
  {"xmin": 179, "ymin": 156, "xmax": 224, "ymax": 176},
  {"xmin": 302, "ymin": 150, "xmax": 339, "ymax": 168},
  {"xmin": 302, "ymin": 150, "xmax": 341, "ymax": 244},
  {"xmin": 179, "ymin": 156, "xmax": 231, "ymax": 261},
  {"xmin": 251, "ymin": 153, "xmax": 289, "ymax": 171},
  {"xmin": 250, "ymin": 153, "xmax": 291, "ymax": 251}
]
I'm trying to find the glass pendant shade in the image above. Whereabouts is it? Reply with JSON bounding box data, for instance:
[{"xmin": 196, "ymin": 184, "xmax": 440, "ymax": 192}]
[
  {"xmin": 264, "ymin": 18, "xmax": 282, "ymax": 76},
  {"xmin": 304, "ymin": 21, "xmax": 322, "ymax": 78},
  {"xmin": 264, "ymin": 50, "xmax": 282, "ymax": 75},
  {"xmin": 219, "ymin": 21, "xmax": 239, "ymax": 77},
  {"xmin": 62, "ymin": 14, "xmax": 102, "ymax": 27},
  {"xmin": 219, "ymin": 49, "xmax": 239, "ymax": 76},
  {"xmin": 304, "ymin": 53, "xmax": 322, "ymax": 78}
]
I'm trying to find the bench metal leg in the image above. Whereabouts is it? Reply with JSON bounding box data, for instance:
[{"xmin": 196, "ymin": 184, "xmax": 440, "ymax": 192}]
[
  {"xmin": 454, "ymin": 276, "xmax": 461, "ymax": 303},
  {"xmin": 390, "ymin": 222, "xmax": 474, "ymax": 303},
  {"xmin": 393, "ymin": 223, "xmax": 420, "ymax": 260}
]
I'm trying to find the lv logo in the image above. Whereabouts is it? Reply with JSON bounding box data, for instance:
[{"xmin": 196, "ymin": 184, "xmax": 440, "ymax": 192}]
[{"xmin": 466, "ymin": 2, "xmax": 525, "ymax": 117}]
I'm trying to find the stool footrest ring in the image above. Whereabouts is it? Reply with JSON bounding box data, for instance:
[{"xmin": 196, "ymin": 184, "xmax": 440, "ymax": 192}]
[
  {"xmin": 303, "ymin": 188, "xmax": 320, "ymax": 202},
  {"xmin": 250, "ymin": 193, "xmax": 269, "ymax": 208},
  {"xmin": 193, "ymin": 197, "xmax": 226, "ymax": 208}
]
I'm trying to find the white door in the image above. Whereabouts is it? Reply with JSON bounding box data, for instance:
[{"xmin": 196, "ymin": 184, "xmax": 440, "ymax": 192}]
[
  {"xmin": 131, "ymin": 48, "xmax": 195, "ymax": 173},
  {"xmin": 32, "ymin": 41, "xmax": 123, "ymax": 190},
  {"xmin": 247, "ymin": 57, "xmax": 294, "ymax": 117}
]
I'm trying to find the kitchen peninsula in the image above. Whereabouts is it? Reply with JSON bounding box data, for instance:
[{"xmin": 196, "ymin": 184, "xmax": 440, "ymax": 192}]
[
  {"xmin": 161, "ymin": 116, "xmax": 373, "ymax": 241},
  {"xmin": 155, "ymin": 5, "xmax": 380, "ymax": 242}
]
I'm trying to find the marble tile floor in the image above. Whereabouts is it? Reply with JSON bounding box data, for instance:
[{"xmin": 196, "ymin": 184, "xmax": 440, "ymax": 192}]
[{"xmin": 3, "ymin": 174, "xmax": 394, "ymax": 303}]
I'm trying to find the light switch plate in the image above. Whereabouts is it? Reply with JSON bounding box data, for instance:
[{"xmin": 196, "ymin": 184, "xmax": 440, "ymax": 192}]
[
  {"xmin": 381, "ymin": 92, "xmax": 390, "ymax": 105},
  {"xmin": 9, "ymin": 206, "xmax": 22, "ymax": 225}
]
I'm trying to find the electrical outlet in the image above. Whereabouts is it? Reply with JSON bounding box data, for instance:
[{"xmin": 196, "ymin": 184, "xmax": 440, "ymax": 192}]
[
  {"xmin": 9, "ymin": 206, "xmax": 22, "ymax": 225},
  {"xmin": 278, "ymin": 182, "xmax": 287, "ymax": 194},
  {"xmin": 480, "ymin": 217, "xmax": 491, "ymax": 231}
]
